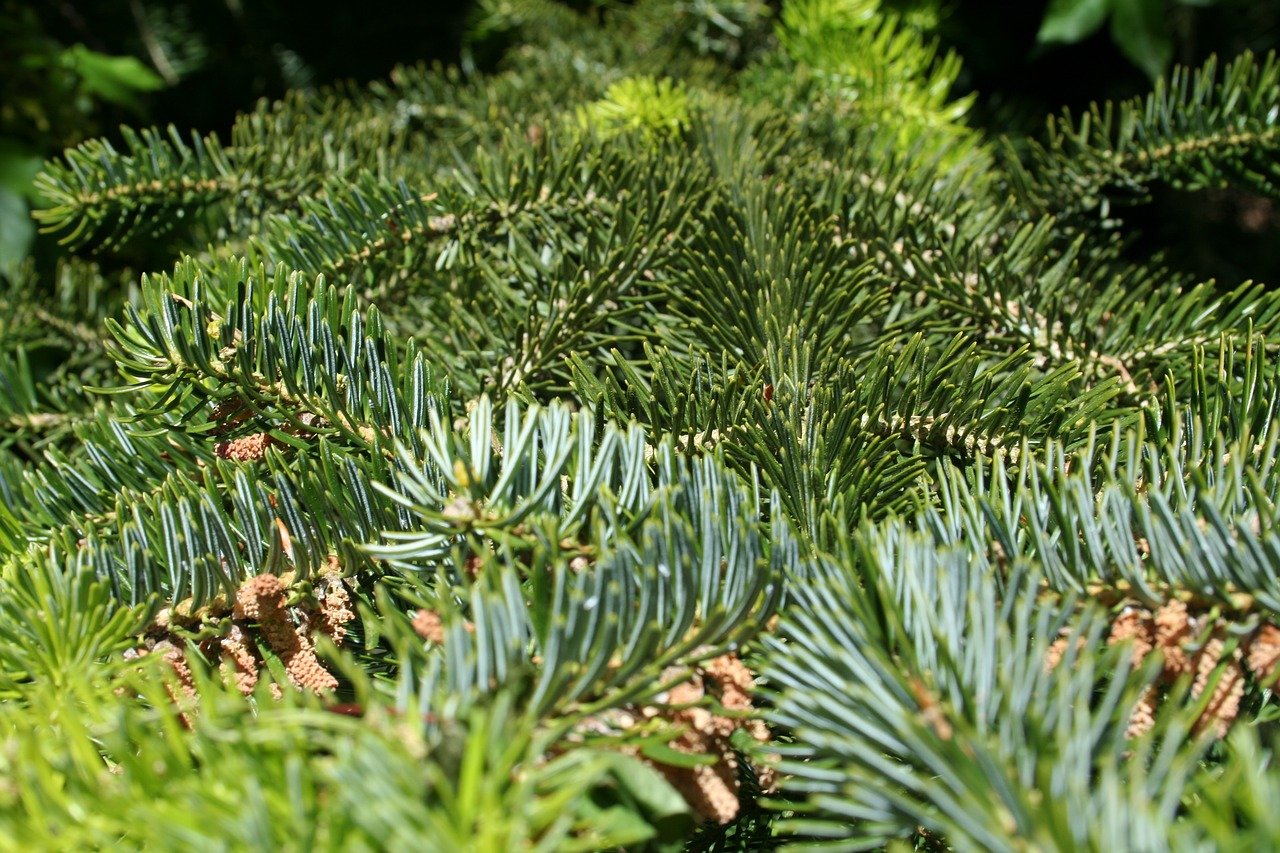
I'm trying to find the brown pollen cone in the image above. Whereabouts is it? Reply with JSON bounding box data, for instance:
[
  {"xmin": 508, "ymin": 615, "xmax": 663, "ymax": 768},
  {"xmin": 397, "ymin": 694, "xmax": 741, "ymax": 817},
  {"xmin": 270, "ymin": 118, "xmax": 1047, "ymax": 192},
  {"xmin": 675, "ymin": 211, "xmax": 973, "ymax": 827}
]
[
  {"xmin": 643, "ymin": 653, "xmax": 776, "ymax": 824},
  {"xmin": 1152, "ymin": 601, "xmax": 1195, "ymax": 676},
  {"xmin": 317, "ymin": 578, "xmax": 355, "ymax": 646},
  {"xmin": 1058, "ymin": 600, "xmax": 1277, "ymax": 739},
  {"xmin": 220, "ymin": 624, "xmax": 260, "ymax": 695},
  {"xmin": 1246, "ymin": 624, "xmax": 1280, "ymax": 684},
  {"xmin": 154, "ymin": 640, "xmax": 197, "ymax": 727},
  {"xmin": 412, "ymin": 609, "xmax": 446, "ymax": 644},
  {"xmin": 1191, "ymin": 637, "xmax": 1246, "ymax": 738},
  {"xmin": 215, "ymin": 432, "xmax": 275, "ymax": 461},
  {"xmin": 234, "ymin": 573, "xmax": 338, "ymax": 693}
]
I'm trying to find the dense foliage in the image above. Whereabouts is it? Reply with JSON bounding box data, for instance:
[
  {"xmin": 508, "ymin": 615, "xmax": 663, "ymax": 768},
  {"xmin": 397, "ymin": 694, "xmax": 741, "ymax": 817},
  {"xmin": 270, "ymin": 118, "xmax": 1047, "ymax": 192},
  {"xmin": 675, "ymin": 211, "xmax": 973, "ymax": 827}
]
[{"xmin": 5, "ymin": 0, "xmax": 1280, "ymax": 848}]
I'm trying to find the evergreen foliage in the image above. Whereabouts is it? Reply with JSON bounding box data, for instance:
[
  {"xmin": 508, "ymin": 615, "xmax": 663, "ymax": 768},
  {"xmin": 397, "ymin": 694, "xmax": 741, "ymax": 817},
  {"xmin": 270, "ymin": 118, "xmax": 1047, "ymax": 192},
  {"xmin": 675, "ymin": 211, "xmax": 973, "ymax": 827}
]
[{"xmin": 7, "ymin": 0, "xmax": 1280, "ymax": 847}]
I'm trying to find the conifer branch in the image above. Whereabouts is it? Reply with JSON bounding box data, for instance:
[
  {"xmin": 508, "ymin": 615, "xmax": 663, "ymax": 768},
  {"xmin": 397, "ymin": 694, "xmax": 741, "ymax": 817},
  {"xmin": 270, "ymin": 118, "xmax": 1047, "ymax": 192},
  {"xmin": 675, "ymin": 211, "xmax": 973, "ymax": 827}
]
[{"xmin": 1017, "ymin": 51, "xmax": 1280, "ymax": 224}]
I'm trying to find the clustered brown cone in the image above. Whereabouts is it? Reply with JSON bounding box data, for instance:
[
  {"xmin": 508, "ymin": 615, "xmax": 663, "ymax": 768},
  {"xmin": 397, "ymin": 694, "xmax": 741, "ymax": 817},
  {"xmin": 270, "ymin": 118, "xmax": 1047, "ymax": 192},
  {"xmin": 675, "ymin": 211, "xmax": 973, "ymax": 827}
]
[
  {"xmin": 586, "ymin": 653, "xmax": 775, "ymax": 825},
  {"xmin": 136, "ymin": 564, "xmax": 355, "ymax": 714},
  {"xmin": 1248, "ymin": 624, "xmax": 1280, "ymax": 677},
  {"xmin": 1048, "ymin": 599, "xmax": 1280, "ymax": 739},
  {"xmin": 125, "ymin": 639, "xmax": 199, "ymax": 727},
  {"xmin": 155, "ymin": 639, "xmax": 198, "ymax": 698},
  {"xmin": 412, "ymin": 609, "xmax": 446, "ymax": 644},
  {"xmin": 317, "ymin": 572, "xmax": 356, "ymax": 645},
  {"xmin": 214, "ymin": 432, "xmax": 275, "ymax": 461},
  {"xmin": 410, "ymin": 608, "xmax": 474, "ymax": 644},
  {"xmin": 161, "ymin": 643, "xmax": 197, "ymax": 730},
  {"xmin": 220, "ymin": 624, "xmax": 260, "ymax": 695},
  {"xmin": 234, "ymin": 573, "xmax": 338, "ymax": 693}
]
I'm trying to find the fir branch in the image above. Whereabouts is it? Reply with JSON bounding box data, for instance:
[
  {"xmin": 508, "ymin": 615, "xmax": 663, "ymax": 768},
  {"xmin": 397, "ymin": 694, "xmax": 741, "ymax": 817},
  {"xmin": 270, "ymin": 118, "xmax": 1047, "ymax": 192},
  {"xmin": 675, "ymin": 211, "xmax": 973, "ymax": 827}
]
[
  {"xmin": 34, "ymin": 126, "xmax": 288, "ymax": 250},
  {"xmin": 1016, "ymin": 51, "xmax": 1280, "ymax": 225},
  {"xmin": 100, "ymin": 257, "xmax": 444, "ymax": 453},
  {"xmin": 765, "ymin": 531, "xmax": 1206, "ymax": 850}
]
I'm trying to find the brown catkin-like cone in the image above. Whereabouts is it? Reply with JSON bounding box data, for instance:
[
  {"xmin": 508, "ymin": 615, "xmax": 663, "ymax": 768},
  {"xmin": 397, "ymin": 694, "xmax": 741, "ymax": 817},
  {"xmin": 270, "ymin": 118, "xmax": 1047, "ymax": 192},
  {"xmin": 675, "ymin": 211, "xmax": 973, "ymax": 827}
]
[
  {"xmin": 657, "ymin": 748, "xmax": 742, "ymax": 825},
  {"xmin": 668, "ymin": 674, "xmax": 704, "ymax": 706},
  {"xmin": 464, "ymin": 554, "xmax": 485, "ymax": 579},
  {"xmin": 215, "ymin": 432, "xmax": 274, "ymax": 461},
  {"xmin": 1126, "ymin": 686, "xmax": 1159, "ymax": 739},
  {"xmin": 647, "ymin": 654, "xmax": 775, "ymax": 824},
  {"xmin": 705, "ymin": 654, "xmax": 755, "ymax": 711},
  {"xmin": 1109, "ymin": 607, "xmax": 1161, "ymax": 738},
  {"xmin": 155, "ymin": 640, "xmax": 197, "ymax": 727},
  {"xmin": 1153, "ymin": 600, "xmax": 1194, "ymax": 675},
  {"xmin": 234, "ymin": 573, "xmax": 338, "ymax": 693},
  {"xmin": 570, "ymin": 655, "xmax": 774, "ymax": 823},
  {"xmin": 158, "ymin": 641, "xmax": 196, "ymax": 694},
  {"xmin": 752, "ymin": 758, "xmax": 779, "ymax": 794},
  {"xmin": 284, "ymin": 622, "xmax": 340, "ymax": 693},
  {"xmin": 1246, "ymin": 624, "xmax": 1280, "ymax": 683},
  {"xmin": 317, "ymin": 580, "xmax": 355, "ymax": 646},
  {"xmin": 234, "ymin": 573, "xmax": 285, "ymax": 620},
  {"xmin": 1084, "ymin": 602, "xmax": 1278, "ymax": 741},
  {"xmin": 210, "ymin": 398, "xmax": 242, "ymax": 422},
  {"xmin": 412, "ymin": 609, "xmax": 446, "ymax": 644},
  {"xmin": 1045, "ymin": 632, "xmax": 1093, "ymax": 672},
  {"xmin": 220, "ymin": 625, "xmax": 260, "ymax": 695},
  {"xmin": 1045, "ymin": 636, "xmax": 1070, "ymax": 671},
  {"xmin": 1192, "ymin": 637, "xmax": 1247, "ymax": 738},
  {"xmin": 1109, "ymin": 607, "xmax": 1155, "ymax": 664}
]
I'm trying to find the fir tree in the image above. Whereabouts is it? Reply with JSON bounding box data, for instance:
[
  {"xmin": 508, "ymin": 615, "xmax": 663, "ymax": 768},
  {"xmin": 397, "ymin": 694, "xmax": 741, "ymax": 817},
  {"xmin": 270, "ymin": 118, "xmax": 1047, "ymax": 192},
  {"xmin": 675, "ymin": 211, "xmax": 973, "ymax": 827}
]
[{"xmin": 4, "ymin": 0, "xmax": 1280, "ymax": 848}]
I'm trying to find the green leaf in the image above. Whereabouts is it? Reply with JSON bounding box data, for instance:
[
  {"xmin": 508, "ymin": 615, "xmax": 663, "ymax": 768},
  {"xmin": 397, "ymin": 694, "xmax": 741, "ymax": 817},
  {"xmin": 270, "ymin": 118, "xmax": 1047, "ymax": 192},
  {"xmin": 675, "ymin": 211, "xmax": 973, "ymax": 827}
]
[
  {"xmin": 639, "ymin": 741, "xmax": 719, "ymax": 768},
  {"xmin": 599, "ymin": 752, "xmax": 695, "ymax": 845},
  {"xmin": 1037, "ymin": 0, "xmax": 1111, "ymax": 44},
  {"xmin": 574, "ymin": 804, "xmax": 659, "ymax": 849},
  {"xmin": 1110, "ymin": 0, "xmax": 1173, "ymax": 79},
  {"xmin": 63, "ymin": 45, "xmax": 165, "ymax": 110}
]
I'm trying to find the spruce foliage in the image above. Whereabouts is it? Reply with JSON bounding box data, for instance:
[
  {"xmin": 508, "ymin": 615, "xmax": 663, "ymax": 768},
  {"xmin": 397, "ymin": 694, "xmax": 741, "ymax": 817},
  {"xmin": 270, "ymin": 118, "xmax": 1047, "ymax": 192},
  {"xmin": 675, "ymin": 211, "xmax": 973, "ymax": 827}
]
[{"xmin": 7, "ymin": 0, "xmax": 1280, "ymax": 847}]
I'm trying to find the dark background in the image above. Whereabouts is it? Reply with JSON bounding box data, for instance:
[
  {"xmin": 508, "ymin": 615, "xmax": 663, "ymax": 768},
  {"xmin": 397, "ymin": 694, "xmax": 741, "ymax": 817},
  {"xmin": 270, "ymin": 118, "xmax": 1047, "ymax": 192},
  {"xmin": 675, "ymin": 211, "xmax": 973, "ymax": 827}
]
[
  {"xmin": 5, "ymin": 0, "xmax": 476, "ymax": 139},
  {"xmin": 5, "ymin": 0, "xmax": 1279, "ymax": 286}
]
